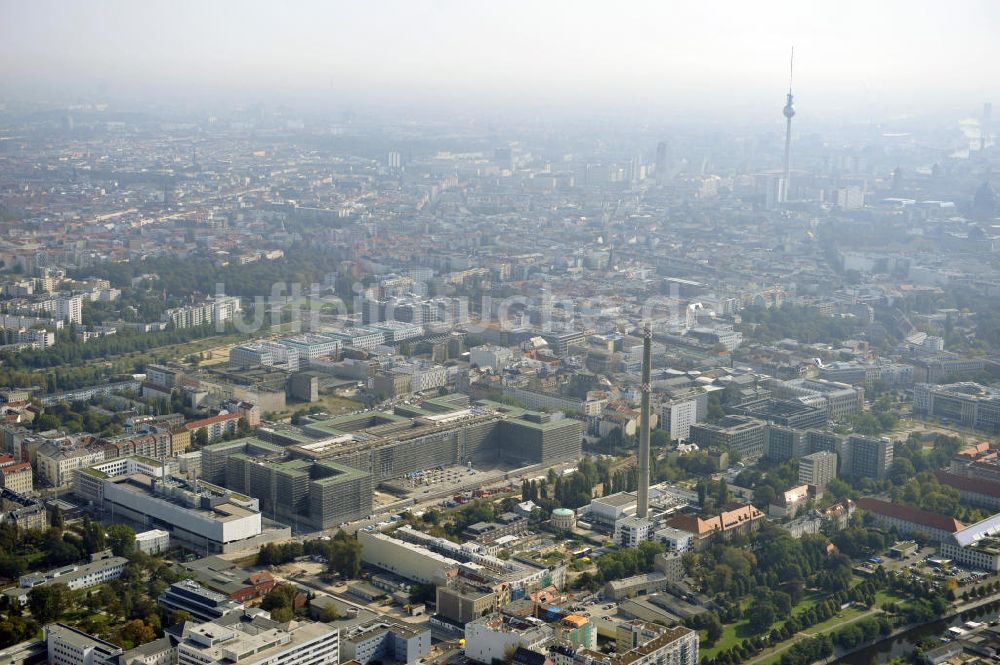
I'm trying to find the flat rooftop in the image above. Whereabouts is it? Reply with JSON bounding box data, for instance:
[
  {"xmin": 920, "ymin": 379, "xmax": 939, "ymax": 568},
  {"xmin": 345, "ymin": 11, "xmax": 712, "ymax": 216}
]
[{"xmin": 109, "ymin": 474, "xmax": 256, "ymax": 523}]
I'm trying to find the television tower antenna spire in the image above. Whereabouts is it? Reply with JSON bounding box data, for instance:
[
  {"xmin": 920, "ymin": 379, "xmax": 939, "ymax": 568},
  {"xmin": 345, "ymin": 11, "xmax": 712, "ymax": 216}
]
[
  {"xmin": 789, "ymin": 46, "xmax": 794, "ymax": 93},
  {"xmin": 781, "ymin": 46, "xmax": 796, "ymax": 204}
]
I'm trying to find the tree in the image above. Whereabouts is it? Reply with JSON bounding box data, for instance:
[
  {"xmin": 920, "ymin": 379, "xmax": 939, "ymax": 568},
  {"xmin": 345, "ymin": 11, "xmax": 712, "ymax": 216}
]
[
  {"xmin": 107, "ymin": 524, "xmax": 136, "ymax": 557},
  {"xmin": 704, "ymin": 614, "xmax": 724, "ymax": 645},
  {"xmin": 320, "ymin": 604, "xmax": 340, "ymax": 622},
  {"xmin": 194, "ymin": 428, "xmax": 209, "ymax": 447},
  {"xmin": 772, "ymin": 591, "xmax": 792, "ymax": 618},
  {"xmin": 716, "ymin": 478, "xmax": 731, "ymax": 506},
  {"xmin": 888, "ymin": 458, "xmax": 916, "ymax": 486},
  {"xmin": 28, "ymin": 583, "xmax": 70, "ymax": 624},
  {"xmin": 270, "ymin": 606, "xmax": 293, "ymax": 623},
  {"xmin": 118, "ymin": 619, "xmax": 155, "ymax": 649},
  {"xmin": 753, "ymin": 484, "xmax": 776, "ymax": 508},
  {"xmin": 81, "ymin": 516, "xmax": 106, "ymax": 554},
  {"xmin": 169, "ymin": 609, "xmax": 193, "ymax": 625},
  {"xmin": 746, "ymin": 601, "xmax": 776, "ymax": 634},
  {"xmin": 49, "ymin": 505, "xmax": 64, "ymax": 530},
  {"xmin": 706, "ymin": 393, "xmax": 725, "ymax": 423},
  {"xmin": 327, "ymin": 532, "xmax": 362, "ymax": 579}
]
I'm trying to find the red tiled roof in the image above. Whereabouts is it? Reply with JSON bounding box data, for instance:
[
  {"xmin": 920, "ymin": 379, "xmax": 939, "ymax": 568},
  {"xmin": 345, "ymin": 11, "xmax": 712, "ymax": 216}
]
[
  {"xmin": 856, "ymin": 497, "xmax": 963, "ymax": 533},
  {"xmin": 667, "ymin": 504, "xmax": 764, "ymax": 535},
  {"xmin": 934, "ymin": 471, "xmax": 1000, "ymax": 499},
  {"xmin": 0, "ymin": 462, "xmax": 30, "ymax": 474},
  {"xmin": 248, "ymin": 571, "xmax": 274, "ymax": 585},
  {"xmin": 185, "ymin": 413, "xmax": 240, "ymax": 430}
]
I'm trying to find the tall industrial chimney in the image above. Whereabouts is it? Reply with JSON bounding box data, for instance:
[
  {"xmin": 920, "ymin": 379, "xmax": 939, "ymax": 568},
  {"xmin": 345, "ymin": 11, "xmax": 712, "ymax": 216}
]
[{"xmin": 637, "ymin": 323, "xmax": 652, "ymax": 518}]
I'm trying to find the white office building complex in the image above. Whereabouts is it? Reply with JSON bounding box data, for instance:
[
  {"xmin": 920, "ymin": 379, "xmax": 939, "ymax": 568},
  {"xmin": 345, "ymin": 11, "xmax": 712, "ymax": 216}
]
[
  {"xmin": 177, "ymin": 616, "xmax": 338, "ymax": 665},
  {"xmin": 277, "ymin": 335, "xmax": 341, "ymax": 365},
  {"xmin": 325, "ymin": 328, "xmax": 386, "ymax": 352},
  {"xmin": 229, "ymin": 342, "xmax": 300, "ymax": 372},
  {"xmin": 45, "ymin": 624, "xmax": 122, "ymax": 665},
  {"xmin": 73, "ymin": 458, "xmax": 270, "ymax": 554},
  {"xmin": 6, "ymin": 555, "xmax": 128, "ymax": 605},
  {"xmin": 770, "ymin": 378, "xmax": 864, "ymax": 421},
  {"xmin": 469, "ymin": 346, "xmax": 514, "ymax": 372},
  {"xmin": 135, "ymin": 529, "xmax": 170, "ymax": 554}
]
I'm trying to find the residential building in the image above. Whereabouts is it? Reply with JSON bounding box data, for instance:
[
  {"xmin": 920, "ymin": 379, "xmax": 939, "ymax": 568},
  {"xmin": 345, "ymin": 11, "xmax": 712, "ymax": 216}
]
[
  {"xmin": 547, "ymin": 623, "xmax": 698, "ymax": 665},
  {"xmin": 0, "ymin": 489, "xmax": 46, "ymax": 531},
  {"xmin": 184, "ymin": 413, "xmax": 242, "ymax": 444},
  {"xmin": 36, "ymin": 442, "xmax": 105, "ymax": 488},
  {"xmin": 799, "ymin": 451, "xmax": 838, "ymax": 487},
  {"xmin": 769, "ymin": 485, "xmax": 809, "ymax": 519},
  {"xmin": 658, "ymin": 397, "xmax": 700, "ymax": 442},
  {"xmin": 0, "ymin": 462, "xmax": 32, "ymax": 494},
  {"xmin": 616, "ymin": 517, "xmax": 655, "ymax": 548},
  {"xmin": 465, "ymin": 615, "xmax": 552, "ymax": 665},
  {"xmin": 340, "ymin": 619, "xmax": 431, "ymax": 665}
]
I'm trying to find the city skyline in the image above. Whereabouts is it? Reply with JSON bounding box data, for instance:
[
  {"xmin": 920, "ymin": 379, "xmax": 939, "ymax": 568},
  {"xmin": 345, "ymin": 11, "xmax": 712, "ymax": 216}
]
[{"xmin": 1, "ymin": 0, "xmax": 999, "ymax": 121}]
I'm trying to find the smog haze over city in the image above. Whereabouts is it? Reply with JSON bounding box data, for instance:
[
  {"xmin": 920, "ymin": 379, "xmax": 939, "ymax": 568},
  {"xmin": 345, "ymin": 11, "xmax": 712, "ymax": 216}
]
[{"xmin": 1, "ymin": 3, "xmax": 1000, "ymax": 665}]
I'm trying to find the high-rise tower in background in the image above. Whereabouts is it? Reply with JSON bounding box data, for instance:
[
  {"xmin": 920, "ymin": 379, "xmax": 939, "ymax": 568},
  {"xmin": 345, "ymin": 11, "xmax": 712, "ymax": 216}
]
[
  {"xmin": 982, "ymin": 102, "xmax": 993, "ymax": 151},
  {"xmin": 781, "ymin": 48, "xmax": 796, "ymax": 203},
  {"xmin": 655, "ymin": 141, "xmax": 668, "ymax": 186}
]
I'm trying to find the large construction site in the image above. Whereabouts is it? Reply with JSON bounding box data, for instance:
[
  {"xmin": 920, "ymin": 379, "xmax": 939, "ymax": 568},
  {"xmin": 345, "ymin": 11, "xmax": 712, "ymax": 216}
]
[{"xmin": 200, "ymin": 394, "xmax": 582, "ymax": 533}]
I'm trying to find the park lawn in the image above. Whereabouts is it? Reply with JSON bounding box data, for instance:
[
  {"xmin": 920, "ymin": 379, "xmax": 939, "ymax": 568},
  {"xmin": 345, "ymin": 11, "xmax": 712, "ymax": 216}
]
[
  {"xmin": 794, "ymin": 592, "xmax": 826, "ymax": 612},
  {"xmin": 800, "ymin": 605, "xmax": 869, "ymax": 635},
  {"xmin": 701, "ymin": 591, "xmax": 838, "ymax": 658},
  {"xmin": 699, "ymin": 623, "xmax": 743, "ymax": 660},
  {"xmin": 874, "ymin": 590, "xmax": 907, "ymax": 607}
]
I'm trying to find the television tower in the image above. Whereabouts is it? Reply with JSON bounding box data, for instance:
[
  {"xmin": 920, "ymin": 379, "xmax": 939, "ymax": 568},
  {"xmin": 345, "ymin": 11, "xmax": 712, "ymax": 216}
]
[
  {"xmin": 781, "ymin": 47, "xmax": 796, "ymax": 203},
  {"xmin": 637, "ymin": 323, "xmax": 652, "ymax": 518}
]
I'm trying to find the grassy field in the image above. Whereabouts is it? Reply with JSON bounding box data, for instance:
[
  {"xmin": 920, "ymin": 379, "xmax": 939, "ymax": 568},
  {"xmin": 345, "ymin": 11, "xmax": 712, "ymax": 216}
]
[
  {"xmin": 701, "ymin": 585, "xmax": 879, "ymax": 662},
  {"xmin": 699, "ymin": 623, "xmax": 744, "ymax": 660},
  {"xmin": 273, "ymin": 393, "xmax": 360, "ymax": 420},
  {"xmin": 800, "ymin": 605, "xmax": 868, "ymax": 635},
  {"xmin": 874, "ymin": 589, "xmax": 908, "ymax": 607},
  {"xmin": 310, "ymin": 394, "xmax": 362, "ymax": 415}
]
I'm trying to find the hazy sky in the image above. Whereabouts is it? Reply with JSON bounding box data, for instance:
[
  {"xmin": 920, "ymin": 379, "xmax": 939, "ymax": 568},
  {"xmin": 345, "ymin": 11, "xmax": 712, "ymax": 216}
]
[{"xmin": 2, "ymin": 0, "xmax": 998, "ymax": 120}]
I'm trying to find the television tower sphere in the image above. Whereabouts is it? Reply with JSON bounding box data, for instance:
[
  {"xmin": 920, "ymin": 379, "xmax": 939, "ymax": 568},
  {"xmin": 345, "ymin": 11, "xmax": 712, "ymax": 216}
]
[{"xmin": 783, "ymin": 92, "xmax": 796, "ymax": 119}]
